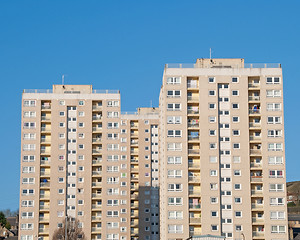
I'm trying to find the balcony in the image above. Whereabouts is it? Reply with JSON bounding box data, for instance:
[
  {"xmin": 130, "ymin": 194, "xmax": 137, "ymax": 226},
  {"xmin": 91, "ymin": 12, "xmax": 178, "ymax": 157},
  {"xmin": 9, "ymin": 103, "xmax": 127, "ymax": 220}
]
[
  {"xmin": 131, "ymin": 211, "xmax": 139, "ymax": 217},
  {"xmin": 91, "ymin": 216, "xmax": 102, "ymax": 221},
  {"xmin": 92, "ymin": 149, "xmax": 102, "ymax": 154},
  {"xmin": 131, "ymin": 220, "xmax": 139, "ymax": 226},
  {"xmin": 40, "ymin": 160, "xmax": 50, "ymax": 166},
  {"xmin": 249, "ymin": 109, "xmax": 261, "ymax": 115},
  {"xmin": 130, "ymin": 123, "xmax": 138, "ymax": 128},
  {"xmin": 188, "ymin": 163, "xmax": 200, "ymax": 169},
  {"xmin": 188, "ymin": 109, "xmax": 199, "ymax": 115},
  {"xmin": 249, "ymin": 96, "xmax": 260, "ymax": 101},
  {"xmin": 39, "ymin": 205, "xmax": 50, "ymax": 211},
  {"xmin": 92, "ymin": 138, "xmax": 102, "ymax": 143},
  {"xmin": 250, "ymin": 149, "xmax": 262, "ymax": 155},
  {"xmin": 251, "ymin": 204, "xmax": 263, "ymax": 210},
  {"xmin": 251, "ymin": 177, "xmax": 263, "ymax": 183},
  {"xmin": 40, "ymin": 172, "xmax": 50, "ymax": 177},
  {"xmin": 92, "ymin": 159, "xmax": 102, "ymax": 165},
  {"xmin": 130, "ymin": 133, "xmax": 138, "ymax": 138},
  {"xmin": 188, "ymin": 149, "xmax": 200, "ymax": 155},
  {"xmin": 39, "ymin": 216, "xmax": 50, "ymax": 222},
  {"xmin": 131, "ymin": 194, "xmax": 139, "ymax": 199},
  {"xmin": 92, "ymin": 127, "xmax": 102, "ymax": 132},
  {"xmin": 40, "ymin": 182, "xmax": 50, "ymax": 188},
  {"xmin": 189, "ymin": 204, "xmax": 201, "ymax": 210},
  {"xmin": 189, "ymin": 230, "xmax": 202, "ymax": 236},
  {"xmin": 92, "ymin": 115, "xmax": 102, "ymax": 121},
  {"xmin": 92, "ymin": 171, "xmax": 102, "ymax": 176},
  {"xmin": 91, "ymin": 227, "xmax": 102, "ymax": 233},
  {"xmin": 131, "ymin": 228, "xmax": 139, "ymax": 235},
  {"xmin": 249, "ymin": 123, "xmax": 261, "ymax": 129},
  {"xmin": 41, "ymin": 116, "xmax": 51, "ymax": 121},
  {"xmin": 250, "ymin": 163, "xmax": 262, "ymax": 169},
  {"xmin": 92, "ymin": 204, "xmax": 102, "ymax": 210},
  {"xmin": 92, "ymin": 105, "xmax": 102, "ymax": 111},
  {"xmin": 130, "ymin": 150, "xmax": 139, "ymax": 155},
  {"xmin": 188, "ymin": 123, "xmax": 199, "ymax": 128},
  {"xmin": 250, "ymin": 136, "xmax": 261, "ymax": 141},
  {"xmin": 41, "ymin": 127, "xmax": 51, "ymax": 133},
  {"xmin": 189, "ymin": 190, "xmax": 201, "ymax": 195},
  {"xmin": 248, "ymin": 83, "xmax": 260, "ymax": 89},
  {"xmin": 39, "ymin": 228, "xmax": 49, "ymax": 234},
  {"xmin": 131, "ymin": 185, "xmax": 139, "ymax": 190},
  {"xmin": 251, "ymin": 190, "xmax": 263, "ymax": 196},
  {"xmin": 187, "ymin": 96, "xmax": 199, "ymax": 102},
  {"xmin": 131, "ymin": 177, "xmax": 139, "ymax": 182},
  {"xmin": 187, "ymin": 83, "xmax": 198, "ymax": 89},
  {"xmin": 188, "ymin": 135, "xmax": 199, "ymax": 141},
  {"xmin": 41, "ymin": 105, "xmax": 51, "ymax": 110},
  {"xmin": 252, "ymin": 231, "xmax": 264, "ymax": 237},
  {"xmin": 40, "ymin": 194, "xmax": 50, "ymax": 199},
  {"xmin": 92, "ymin": 182, "xmax": 102, "ymax": 187},
  {"xmin": 189, "ymin": 217, "xmax": 201, "ymax": 224},
  {"xmin": 188, "ymin": 176, "xmax": 201, "ymax": 183},
  {"xmin": 41, "ymin": 138, "xmax": 51, "ymax": 144},
  {"xmin": 131, "ymin": 203, "xmax": 139, "ymax": 208}
]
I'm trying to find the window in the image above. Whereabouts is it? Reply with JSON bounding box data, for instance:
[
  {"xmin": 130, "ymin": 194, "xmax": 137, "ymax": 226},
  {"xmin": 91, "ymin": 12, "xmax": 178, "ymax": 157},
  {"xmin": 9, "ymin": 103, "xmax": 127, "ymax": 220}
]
[
  {"xmin": 211, "ymin": 225, "xmax": 218, "ymax": 231},
  {"xmin": 234, "ymin": 197, "xmax": 242, "ymax": 204},
  {"xmin": 209, "ymin": 90, "xmax": 215, "ymax": 96},
  {"xmin": 233, "ymin": 130, "xmax": 240, "ymax": 136},
  {"xmin": 167, "ymin": 130, "xmax": 182, "ymax": 137},
  {"xmin": 235, "ymin": 211, "xmax": 242, "ymax": 217},
  {"xmin": 232, "ymin": 77, "xmax": 238, "ymax": 83},
  {"xmin": 233, "ymin": 156, "xmax": 241, "ymax": 163},
  {"xmin": 168, "ymin": 224, "xmax": 183, "ymax": 233},
  {"xmin": 167, "ymin": 170, "xmax": 182, "ymax": 178},
  {"xmin": 266, "ymin": 77, "xmax": 280, "ymax": 84},
  {"xmin": 210, "ymin": 170, "xmax": 217, "ymax": 176},
  {"xmin": 23, "ymin": 122, "xmax": 36, "ymax": 129},
  {"xmin": 167, "ymin": 143, "xmax": 182, "ymax": 151},
  {"xmin": 209, "ymin": 116, "xmax": 216, "ymax": 122},
  {"xmin": 107, "ymin": 211, "xmax": 119, "ymax": 217},
  {"xmin": 167, "ymin": 90, "xmax": 181, "ymax": 97},
  {"xmin": 168, "ymin": 184, "xmax": 182, "ymax": 192},
  {"xmin": 23, "ymin": 133, "xmax": 36, "ymax": 140},
  {"xmin": 209, "ymin": 130, "xmax": 216, "ymax": 136},
  {"xmin": 23, "ymin": 144, "xmax": 35, "ymax": 151},
  {"xmin": 268, "ymin": 143, "xmax": 283, "ymax": 151},
  {"xmin": 232, "ymin": 103, "xmax": 239, "ymax": 109},
  {"xmin": 271, "ymin": 225, "xmax": 286, "ymax": 233},
  {"xmin": 107, "ymin": 101, "xmax": 119, "ymax": 107},
  {"xmin": 168, "ymin": 197, "xmax": 183, "ymax": 206},
  {"xmin": 24, "ymin": 100, "xmax": 36, "ymax": 107},
  {"xmin": 23, "ymin": 111, "xmax": 36, "ymax": 118},
  {"xmin": 233, "ymin": 143, "xmax": 240, "ymax": 149},
  {"xmin": 267, "ymin": 90, "xmax": 281, "ymax": 97},
  {"xmin": 268, "ymin": 156, "xmax": 283, "ymax": 165},
  {"xmin": 22, "ymin": 189, "xmax": 34, "ymax": 196},
  {"xmin": 167, "ymin": 156, "xmax": 182, "ymax": 164},
  {"xmin": 78, "ymin": 100, "xmax": 84, "ymax": 106},
  {"xmin": 232, "ymin": 116, "xmax": 239, "ymax": 122},
  {"xmin": 107, "ymin": 112, "xmax": 119, "ymax": 118},
  {"xmin": 269, "ymin": 170, "xmax": 283, "ymax": 178},
  {"xmin": 210, "ymin": 183, "xmax": 217, "ymax": 190},
  {"xmin": 270, "ymin": 211, "xmax": 285, "ymax": 220},
  {"xmin": 167, "ymin": 77, "xmax": 181, "ymax": 84},
  {"xmin": 107, "ymin": 144, "xmax": 119, "ymax": 151},
  {"xmin": 21, "ymin": 211, "xmax": 34, "ymax": 219},
  {"xmin": 268, "ymin": 129, "xmax": 282, "ymax": 137},
  {"xmin": 267, "ymin": 116, "xmax": 282, "ymax": 124},
  {"xmin": 167, "ymin": 116, "xmax": 182, "ymax": 124},
  {"xmin": 21, "ymin": 200, "xmax": 34, "ymax": 207},
  {"xmin": 209, "ymin": 103, "xmax": 216, "ymax": 109},
  {"xmin": 22, "ymin": 166, "xmax": 35, "ymax": 173},
  {"xmin": 270, "ymin": 197, "xmax": 284, "ymax": 206},
  {"xmin": 210, "ymin": 143, "xmax": 216, "ymax": 149},
  {"xmin": 211, "ymin": 211, "xmax": 218, "ymax": 217},
  {"xmin": 267, "ymin": 103, "xmax": 281, "ymax": 111},
  {"xmin": 210, "ymin": 197, "xmax": 218, "ymax": 203},
  {"xmin": 21, "ymin": 223, "xmax": 33, "ymax": 230},
  {"xmin": 167, "ymin": 103, "xmax": 181, "ymax": 111},
  {"xmin": 78, "ymin": 111, "xmax": 84, "ymax": 117},
  {"xmin": 270, "ymin": 184, "xmax": 284, "ymax": 192},
  {"xmin": 234, "ymin": 184, "xmax": 241, "ymax": 190},
  {"xmin": 209, "ymin": 77, "xmax": 215, "ymax": 83}
]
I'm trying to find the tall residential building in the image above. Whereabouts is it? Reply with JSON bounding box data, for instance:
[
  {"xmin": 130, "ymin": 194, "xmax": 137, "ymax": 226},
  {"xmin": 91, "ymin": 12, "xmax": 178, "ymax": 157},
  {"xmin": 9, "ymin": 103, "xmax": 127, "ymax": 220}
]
[
  {"xmin": 19, "ymin": 84, "xmax": 159, "ymax": 240},
  {"xmin": 159, "ymin": 58, "xmax": 288, "ymax": 240}
]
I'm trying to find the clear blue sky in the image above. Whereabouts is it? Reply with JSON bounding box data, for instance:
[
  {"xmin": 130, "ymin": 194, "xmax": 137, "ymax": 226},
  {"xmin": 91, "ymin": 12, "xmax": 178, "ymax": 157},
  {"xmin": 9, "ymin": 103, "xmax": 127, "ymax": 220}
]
[{"xmin": 0, "ymin": 0, "xmax": 299, "ymax": 210}]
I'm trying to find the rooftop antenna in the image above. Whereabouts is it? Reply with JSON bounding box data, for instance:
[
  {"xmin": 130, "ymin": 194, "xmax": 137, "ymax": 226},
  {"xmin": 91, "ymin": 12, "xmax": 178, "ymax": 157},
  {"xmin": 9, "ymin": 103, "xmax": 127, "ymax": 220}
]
[
  {"xmin": 210, "ymin": 48, "xmax": 212, "ymax": 59},
  {"xmin": 62, "ymin": 74, "xmax": 65, "ymax": 85},
  {"xmin": 150, "ymin": 100, "xmax": 153, "ymax": 108}
]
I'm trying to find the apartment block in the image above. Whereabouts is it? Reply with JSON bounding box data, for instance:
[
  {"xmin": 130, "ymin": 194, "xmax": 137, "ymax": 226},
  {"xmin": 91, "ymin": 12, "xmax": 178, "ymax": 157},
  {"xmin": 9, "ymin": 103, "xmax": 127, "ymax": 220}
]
[
  {"xmin": 19, "ymin": 57, "xmax": 288, "ymax": 240},
  {"xmin": 159, "ymin": 59, "xmax": 288, "ymax": 240},
  {"xmin": 19, "ymin": 85, "xmax": 159, "ymax": 240}
]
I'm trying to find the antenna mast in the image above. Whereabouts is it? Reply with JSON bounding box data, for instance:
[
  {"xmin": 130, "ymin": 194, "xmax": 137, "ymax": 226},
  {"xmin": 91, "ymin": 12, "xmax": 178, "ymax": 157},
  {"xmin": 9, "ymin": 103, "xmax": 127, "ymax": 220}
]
[
  {"xmin": 210, "ymin": 48, "xmax": 212, "ymax": 59},
  {"xmin": 62, "ymin": 75, "xmax": 65, "ymax": 85}
]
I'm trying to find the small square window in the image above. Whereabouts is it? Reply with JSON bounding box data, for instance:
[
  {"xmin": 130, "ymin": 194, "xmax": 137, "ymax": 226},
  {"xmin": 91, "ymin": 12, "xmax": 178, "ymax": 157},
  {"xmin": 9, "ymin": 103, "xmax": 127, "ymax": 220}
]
[
  {"xmin": 209, "ymin": 103, "xmax": 216, "ymax": 109},
  {"xmin": 232, "ymin": 77, "xmax": 238, "ymax": 83},
  {"xmin": 232, "ymin": 116, "xmax": 239, "ymax": 122},
  {"xmin": 209, "ymin": 77, "xmax": 215, "ymax": 83},
  {"xmin": 232, "ymin": 103, "xmax": 239, "ymax": 109},
  {"xmin": 79, "ymin": 101, "xmax": 84, "ymax": 106},
  {"xmin": 209, "ymin": 90, "xmax": 215, "ymax": 96},
  {"xmin": 209, "ymin": 116, "xmax": 216, "ymax": 123},
  {"xmin": 59, "ymin": 111, "xmax": 65, "ymax": 116},
  {"xmin": 232, "ymin": 90, "xmax": 239, "ymax": 96}
]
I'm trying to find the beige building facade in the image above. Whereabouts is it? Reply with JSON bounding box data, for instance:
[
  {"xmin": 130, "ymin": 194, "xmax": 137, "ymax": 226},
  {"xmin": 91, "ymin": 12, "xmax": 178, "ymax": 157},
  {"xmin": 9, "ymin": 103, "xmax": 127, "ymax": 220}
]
[
  {"xmin": 19, "ymin": 85, "xmax": 159, "ymax": 240},
  {"xmin": 19, "ymin": 58, "xmax": 288, "ymax": 240},
  {"xmin": 159, "ymin": 59, "xmax": 288, "ymax": 240}
]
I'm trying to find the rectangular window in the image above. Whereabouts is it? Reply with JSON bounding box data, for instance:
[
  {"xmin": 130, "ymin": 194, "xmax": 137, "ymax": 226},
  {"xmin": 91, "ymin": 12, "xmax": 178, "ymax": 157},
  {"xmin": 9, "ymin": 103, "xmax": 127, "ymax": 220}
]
[
  {"xmin": 168, "ymin": 211, "xmax": 183, "ymax": 219},
  {"xmin": 271, "ymin": 225, "xmax": 286, "ymax": 233},
  {"xmin": 167, "ymin": 77, "xmax": 181, "ymax": 84},
  {"xmin": 167, "ymin": 143, "xmax": 182, "ymax": 151},
  {"xmin": 269, "ymin": 170, "xmax": 283, "ymax": 178},
  {"xmin": 168, "ymin": 184, "xmax": 183, "ymax": 192},
  {"xmin": 167, "ymin": 170, "xmax": 182, "ymax": 178},
  {"xmin": 167, "ymin": 103, "xmax": 181, "ymax": 111},
  {"xmin": 24, "ymin": 100, "xmax": 36, "ymax": 107},
  {"xmin": 267, "ymin": 116, "xmax": 282, "ymax": 124},
  {"xmin": 267, "ymin": 90, "xmax": 281, "ymax": 97},
  {"xmin": 167, "ymin": 90, "xmax": 181, "ymax": 97},
  {"xmin": 267, "ymin": 103, "xmax": 281, "ymax": 111},
  {"xmin": 270, "ymin": 184, "xmax": 284, "ymax": 192},
  {"xmin": 168, "ymin": 197, "xmax": 183, "ymax": 206},
  {"xmin": 167, "ymin": 156, "xmax": 182, "ymax": 164},
  {"xmin": 168, "ymin": 224, "xmax": 183, "ymax": 233},
  {"xmin": 167, "ymin": 130, "xmax": 182, "ymax": 137},
  {"xmin": 167, "ymin": 116, "xmax": 182, "ymax": 124},
  {"xmin": 266, "ymin": 77, "xmax": 280, "ymax": 84},
  {"xmin": 268, "ymin": 143, "xmax": 283, "ymax": 151},
  {"xmin": 268, "ymin": 129, "xmax": 282, "ymax": 137},
  {"xmin": 268, "ymin": 156, "xmax": 283, "ymax": 165}
]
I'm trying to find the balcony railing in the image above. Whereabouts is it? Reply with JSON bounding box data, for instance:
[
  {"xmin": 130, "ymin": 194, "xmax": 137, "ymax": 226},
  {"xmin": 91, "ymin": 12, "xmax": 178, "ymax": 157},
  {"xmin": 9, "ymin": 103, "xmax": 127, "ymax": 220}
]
[
  {"xmin": 189, "ymin": 204, "xmax": 201, "ymax": 209},
  {"xmin": 251, "ymin": 177, "xmax": 263, "ymax": 182},
  {"xmin": 189, "ymin": 217, "xmax": 201, "ymax": 224},
  {"xmin": 188, "ymin": 109, "xmax": 199, "ymax": 114},
  {"xmin": 92, "ymin": 159, "xmax": 102, "ymax": 164},
  {"xmin": 91, "ymin": 227, "xmax": 102, "ymax": 232},
  {"xmin": 41, "ymin": 127, "xmax": 51, "ymax": 132},
  {"xmin": 41, "ymin": 116, "xmax": 51, "ymax": 121},
  {"xmin": 188, "ymin": 123, "xmax": 199, "ymax": 128},
  {"xmin": 249, "ymin": 96, "xmax": 260, "ymax": 101},
  {"xmin": 92, "ymin": 204, "xmax": 102, "ymax": 209},
  {"xmin": 41, "ymin": 105, "xmax": 51, "ymax": 110},
  {"xmin": 187, "ymin": 96, "xmax": 199, "ymax": 101},
  {"xmin": 248, "ymin": 83, "xmax": 260, "ymax": 88},
  {"xmin": 92, "ymin": 171, "xmax": 102, "ymax": 176},
  {"xmin": 250, "ymin": 149, "xmax": 262, "ymax": 155},
  {"xmin": 249, "ymin": 122, "xmax": 261, "ymax": 128},
  {"xmin": 91, "ymin": 216, "xmax": 102, "ymax": 221},
  {"xmin": 188, "ymin": 149, "xmax": 200, "ymax": 155},
  {"xmin": 252, "ymin": 231, "xmax": 264, "ymax": 237},
  {"xmin": 188, "ymin": 163, "xmax": 200, "ymax": 168},
  {"xmin": 250, "ymin": 163, "xmax": 262, "ymax": 168},
  {"xmin": 189, "ymin": 190, "xmax": 201, "ymax": 195},
  {"xmin": 249, "ymin": 109, "xmax": 261, "ymax": 114},
  {"xmin": 40, "ymin": 182, "xmax": 50, "ymax": 187},
  {"xmin": 92, "ymin": 149, "xmax": 102, "ymax": 154},
  {"xmin": 40, "ymin": 172, "xmax": 50, "ymax": 176},
  {"xmin": 188, "ymin": 135, "xmax": 199, "ymax": 140},
  {"xmin": 251, "ymin": 190, "xmax": 263, "ymax": 196},
  {"xmin": 92, "ymin": 116, "xmax": 102, "ymax": 120},
  {"xmin": 250, "ymin": 136, "xmax": 261, "ymax": 141},
  {"xmin": 188, "ymin": 176, "xmax": 201, "ymax": 182},
  {"xmin": 92, "ymin": 127, "xmax": 102, "ymax": 132},
  {"xmin": 92, "ymin": 138, "xmax": 102, "ymax": 142},
  {"xmin": 39, "ymin": 205, "xmax": 50, "ymax": 210},
  {"xmin": 187, "ymin": 83, "xmax": 198, "ymax": 88},
  {"xmin": 251, "ymin": 204, "xmax": 263, "ymax": 209},
  {"xmin": 38, "ymin": 228, "xmax": 49, "ymax": 233},
  {"xmin": 39, "ymin": 216, "xmax": 49, "ymax": 221},
  {"xmin": 92, "ymin": 182, "xmax": 102, "ymax": 187},
  {"xmin": 40, "ymin": 160, "xmax": 50, "ymax": 165},
  {"xmin": 131, "ymin": 194, "xmax": 139, "ymax": 199}
]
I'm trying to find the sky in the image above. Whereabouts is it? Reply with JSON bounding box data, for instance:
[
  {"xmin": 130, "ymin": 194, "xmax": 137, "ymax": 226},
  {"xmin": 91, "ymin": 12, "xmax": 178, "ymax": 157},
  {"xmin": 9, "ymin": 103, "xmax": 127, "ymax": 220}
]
[{"xmin": 0, "ymin": 0, "xmax": 299, "ymax": 211}]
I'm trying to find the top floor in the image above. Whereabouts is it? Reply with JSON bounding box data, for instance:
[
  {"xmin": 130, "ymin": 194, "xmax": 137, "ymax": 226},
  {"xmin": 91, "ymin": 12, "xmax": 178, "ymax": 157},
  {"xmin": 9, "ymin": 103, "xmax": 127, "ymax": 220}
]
[{"xmin": 23, "ymin": 85, "xmax": 120, "ymax": 100}]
